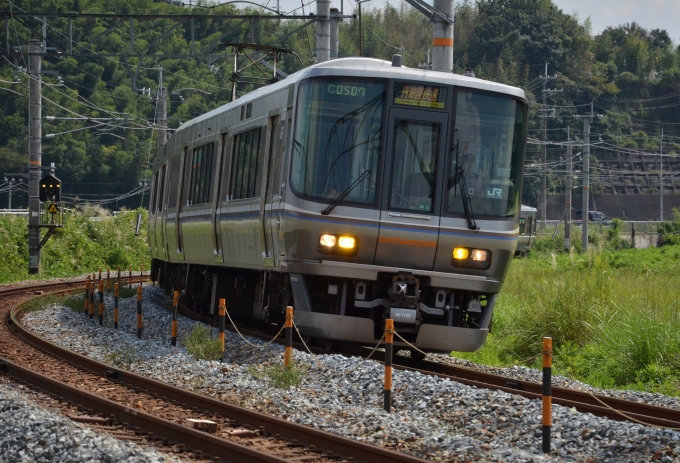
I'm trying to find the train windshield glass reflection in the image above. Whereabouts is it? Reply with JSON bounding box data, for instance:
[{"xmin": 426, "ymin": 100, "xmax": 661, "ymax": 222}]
[
  {"xmin": 291, "ymin": 78, "xmax": 385, "ymax": 204},
  {"xmin": 447, "ymin": 91, "xmax": 527, "ymax": 218}
]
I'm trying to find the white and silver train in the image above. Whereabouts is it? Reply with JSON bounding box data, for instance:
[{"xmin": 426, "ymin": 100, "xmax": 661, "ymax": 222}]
[{"xmin": 148, "ymin": 56, "xmax": 528, "ymax": 353}]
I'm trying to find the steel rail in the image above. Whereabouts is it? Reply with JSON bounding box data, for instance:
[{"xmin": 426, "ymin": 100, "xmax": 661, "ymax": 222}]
[
  {"xmin": 4, "ymin": 280, "xmax": 427, "ymax": 463},
  {"xmin": 0, "ymin": 358, "xmax": 289, "ymax": 463}
]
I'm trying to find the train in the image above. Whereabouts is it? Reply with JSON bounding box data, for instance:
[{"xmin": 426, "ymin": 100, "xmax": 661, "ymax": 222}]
[
  {"xmin": 516, "ymin": 205, "xmax": 537, "ymax": 255},
  {"xmin": 147, "ymin": 56, "xmax": 529, "ymax": 354}
]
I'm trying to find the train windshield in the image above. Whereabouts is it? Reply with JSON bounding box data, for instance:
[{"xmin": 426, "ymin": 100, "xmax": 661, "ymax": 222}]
[
  {"xmin": 291, "ymin": 78, "xmax": 386, "ymax": 205},
  {"xmin": 447, "ymin": 91, "xmax": 527, "ymax": 218}
]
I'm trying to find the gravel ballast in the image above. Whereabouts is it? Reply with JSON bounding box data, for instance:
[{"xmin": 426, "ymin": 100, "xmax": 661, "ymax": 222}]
[
  {"xmin": 19, "ymin": 285, "xmax": 680, "ymax": 462},
  {"xmin": 0, "ymin": 381, "xmax": 183, "ymax": 462}
]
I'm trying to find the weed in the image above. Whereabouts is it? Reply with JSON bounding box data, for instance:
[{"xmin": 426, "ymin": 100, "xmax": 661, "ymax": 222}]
[
  {"xmin": 183, "ymin": 324, "xmax": 224, "ymax": 361},
  {"xmin": 117, "ymin": 286, "xmax": 138, "ymax": 299},
  {"xmin": 62, "ymin": 292, "xmax": 86, "ymax": 312},
  {"xmin": 20, "ymin": 295, "xmax": 63, "ymax": 313},
  {"xmin": 104, "ymin": 347, "xmax": 138, "ymax": 369},
  {"xmin": 249, "ymin": 362, "xmax": 310, "ymax": 389}
]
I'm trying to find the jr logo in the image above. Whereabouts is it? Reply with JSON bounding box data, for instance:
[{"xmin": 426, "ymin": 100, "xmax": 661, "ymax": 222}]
[{"xmin": 486, "ymin": 187, "xmax": 502, "ymax": 199}]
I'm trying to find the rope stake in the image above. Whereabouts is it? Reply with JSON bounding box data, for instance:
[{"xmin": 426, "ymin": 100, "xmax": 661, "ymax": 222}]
[
  {"xmin": 98, "ymin": 280, "xmax": 104, "ymax": 326},
  {"xmin": 542, "ymin": 337, "xmax": 552, "ymax": 454},
  {"xmin": 84, "ymin": 276, "xmax": 90, "ymax": 312},
  {"xmin": 384, "ymin": 318, "xmax": 394, "ymax": 413},
  {"xmin": 284, "ymin": 306, "xmax": 293, "ymax": 369},
  {"xmin": 219, "ymin": 298, "xmax": 226, "ymax": 362},
  {"xmin": 136, "ymin": 286, "xmax": 143, "ymax": 338},
  {"xmin": 171, "ymin": 290, "xmax": 179, "ymax": 346},
  {"xmin": 113, "ymin": 283, "xmax": 119, "ymax": 329}
]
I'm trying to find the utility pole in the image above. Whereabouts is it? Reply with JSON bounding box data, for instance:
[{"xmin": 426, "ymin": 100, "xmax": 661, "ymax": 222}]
[
  {"xmin": 28, "ymin": 39, "xmax": 42, "ymax": 274},
  {"xmin": 316, "ymin": 0, "xmax": 331, "ymax": 63},
  {"xmin": 8, "ymin": 178, "xmax": 13, "ymax": 209},
  {"xmin": 660, "ymin": 128, "xmax": 664, "ymax": 222},
  {"xmin": 431, "ymin": 0, "xmax": 454, "ymax": 72},
  {"xmin": 539, "ymin": 64, "xmax": 560, "ymax": 224},
  {"xmin": 581, "ymin": 102, "xmax": 592, "ymax": 252},
  {"xmin": 564, "ymin": 127, "xmax": 572, "ymax": 251},
  {"xmin": 157, "ymin": 66, "xmax": 167, "ymax": 151},
  {"xmin": 541, "ymin": 63, "xmax": 547, "ymax": 224}
]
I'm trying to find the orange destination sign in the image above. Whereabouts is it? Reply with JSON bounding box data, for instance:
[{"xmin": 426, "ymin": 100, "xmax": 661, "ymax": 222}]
[{"xmin": 394, "ymin": 83, "xmax": 446, "ymax": 109}]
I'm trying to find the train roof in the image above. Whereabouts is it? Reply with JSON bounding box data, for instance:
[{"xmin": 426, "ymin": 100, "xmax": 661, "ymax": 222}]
[{"xmin": 176, "ymin": 57, "xmax": 527, "ymax": 132}]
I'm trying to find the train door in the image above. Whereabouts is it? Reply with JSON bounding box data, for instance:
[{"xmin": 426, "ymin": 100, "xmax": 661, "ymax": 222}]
[
  {"xmin": 174, "ymin": 147, "xmax": 187, "ymax": 260},
  {"xmin": 375, "ymin": 109, "xmax": 447, "ymax": 270},
  {"xmin": 157, "ymin": 164, "xmax": 168, "ymax": 257},
  {"xmin": 259, "ymin": 112, "xmax": 280, "ymax": 267},
  {"xmin": 210, "ymin": 134, "xmax": 226, "ymax": 263}
]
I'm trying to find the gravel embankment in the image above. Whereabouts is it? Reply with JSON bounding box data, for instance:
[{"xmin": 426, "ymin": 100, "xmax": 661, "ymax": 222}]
[
  {"xmin": 0, "ymin": 380, "xmax": 184, "ymax": 462},
  {"xmin": 20, "ymin": 285, "xmax": 680, "ymax": 463}
]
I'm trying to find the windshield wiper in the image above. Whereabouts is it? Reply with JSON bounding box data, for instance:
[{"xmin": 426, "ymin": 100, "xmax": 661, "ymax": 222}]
[
  {"xmin": 448, "ymin": 139, "xmax": 478, "ymax": 231},
  {"xmin": 321, "ymin": 170, "xmax": 371, "ymax": 216}
]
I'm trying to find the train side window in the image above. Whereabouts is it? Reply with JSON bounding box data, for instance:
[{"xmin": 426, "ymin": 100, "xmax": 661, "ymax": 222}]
[
  {"xmin": 188, "ymin": 143, "xmax": 215, "ymax": 205},
  {"xmin": 167, "ymin": 156, "xmax": 181, "ymax": 208},
  {"xmin": 150, "ymin": 171, "xmax": 159, "ymax": 212},
  {"xmin": 230, "ymin": 127, "xmax": 262, "ymax": 199},
  {"xmin": 519, "ymin": 217, "xmax": 525, "ymax": 235},
  {"xmin": 157, "ymin": 165, "xmax": 166, "ymax": 212}
]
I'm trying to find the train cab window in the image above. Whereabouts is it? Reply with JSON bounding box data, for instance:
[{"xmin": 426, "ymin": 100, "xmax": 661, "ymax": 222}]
[
  {"xmin": 446, "ymin": 91, "xmax": 527, "ymax": 218},
  {"xmin": 389, "ymin": 121, "xmax": 440, "ymax": 212},
  {"xmin": 155, "ymin": 165, "xmax": 166, "ymax": 213},
  {"xmin": 188, "ymin": 143, "xmax": 214, "ymax": 205},
  {"xmin": 291, "ymin": 78, "xmax": 385, "ymax": 205},
  {"xmin": 230, "ymin": 127, "xmax": 263, "ymax": 200}
]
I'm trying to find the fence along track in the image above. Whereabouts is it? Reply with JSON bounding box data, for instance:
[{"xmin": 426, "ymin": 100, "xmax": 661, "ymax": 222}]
[
  {"xmin": 0, "ymin": 279, "xmax": 427, "ymax": 463},
  {"xmin": 167, "ymin": 290, "xmax": 680, "ymax": 430}
]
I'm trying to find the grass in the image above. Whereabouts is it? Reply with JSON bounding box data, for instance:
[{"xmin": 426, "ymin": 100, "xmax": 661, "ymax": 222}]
[
  {"xmin": 455, "ymin": 241, "xmax": 680, "ymax": 395},
  {"xmin": 183, "ymin": 324, "xmax": 224, "ymax": 361},
  {"xmin": 249, "ymin": 362, "xmax": 310, "ymax": 389}
]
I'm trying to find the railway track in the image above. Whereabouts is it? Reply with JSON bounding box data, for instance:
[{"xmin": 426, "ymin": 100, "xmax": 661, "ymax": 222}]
[
  {"xmin": 172, "ymin": 296, "xmax": 680, "ymax": 431},
  {"xmin": 0, "ymin": 279, "xmax": 426, "ymax": 463}
]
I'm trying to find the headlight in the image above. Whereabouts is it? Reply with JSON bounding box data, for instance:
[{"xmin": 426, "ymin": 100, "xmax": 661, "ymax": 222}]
[
  {"xmin": 453, "ymin": 247, "xmax": 469, "ymax": 260},
  {"xmin": 338, "ymin": 236, "xmax": 356, "ymax": 249},
  {"xmin": 319, "ymin": 234, "xmax": 336, "ymax": 247},
  {"xmin": 452, "ymin": 247, "xmax": 491, "ymax": 270},
  {"xmin": 318, "ymin": 234, "xmax": 359, "ymax": 256}
]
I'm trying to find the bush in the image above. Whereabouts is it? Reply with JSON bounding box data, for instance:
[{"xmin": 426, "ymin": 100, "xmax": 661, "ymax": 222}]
[{"xmin": 183, "ymin": 324, "xmax": 224, "ymax": 361}]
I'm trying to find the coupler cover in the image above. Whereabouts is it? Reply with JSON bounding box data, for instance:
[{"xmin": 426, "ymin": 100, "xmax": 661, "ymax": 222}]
[{"xmin": 390, "ymin": 307, "xmax": 417, "ymax": 324}]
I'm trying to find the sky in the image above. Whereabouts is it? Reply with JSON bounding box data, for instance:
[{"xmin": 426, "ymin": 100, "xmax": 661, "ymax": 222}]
[
  {"xmin": 268, "ymin": 0, "xmax": 680, "ymax": 43},
  {"xmin": 551, "ymin": 0, "xmax": 680, "ymax": 42}
]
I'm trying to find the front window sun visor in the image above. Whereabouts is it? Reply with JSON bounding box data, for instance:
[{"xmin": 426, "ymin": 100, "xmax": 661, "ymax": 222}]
[{"xmin": 290, "ymin": 79, "xmax": 386, "ymax": 212}]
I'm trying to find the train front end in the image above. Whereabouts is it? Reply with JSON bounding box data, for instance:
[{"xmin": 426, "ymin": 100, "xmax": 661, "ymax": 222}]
[{"xmin": 281, "ymin": 60, "xmax": 528, "ymax": 353}]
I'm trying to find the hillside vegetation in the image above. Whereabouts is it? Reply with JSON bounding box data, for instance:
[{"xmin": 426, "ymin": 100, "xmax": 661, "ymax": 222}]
[
  {"xmin": 0, "ymin": 207, "xmax": 150, "ymax": 283},
  {"xmin": 1, "ymin": 0, "xmax": 679, "ymax": 209}
]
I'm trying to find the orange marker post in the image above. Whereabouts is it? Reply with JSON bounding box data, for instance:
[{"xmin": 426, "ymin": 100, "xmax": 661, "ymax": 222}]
[
  {"xmin": 136, "ymin": 286, "xmax": 143, "ymax": 338},
  {"xmin": 106, "ymin": 268, "xmax": 110, "ymax": 291},
  {"xmin": 171, "ymin": 290, "xmax": 179, "ymax": 346},
  {"xmin": 89, "ymin": 283, "xmax": 95, "ymax": 320},
  {"xmin": 113, "ymin": 283, "xmax": 119, "ymax": 329},
  {"xmin": 542, "ymin": 337, "xmax": 553, "ymax": 454},
  {"xmin": 85, "ymin": 276, "xmax": 90, "ymax": 312},
  {"xmin": 117, "ymin": 266, "xmax": 121, "ymax": 285},
  {"xmin": 98, "ymin": 280, "xmax": 104, "ymax": 326},
  {"xmin": 384, "ymin": 318, "xmax": 394, "ymax": 412},
  {"xmin": 140, "ymin": 264, "xmax": 145, "ymax": 286},
  {"xmin": 218, "ymin": 298, "xmax": 226, "ymax": 362},
  {"xmin": 284, "ymin": 306, "xmax": 293, "ymax": 368}
]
